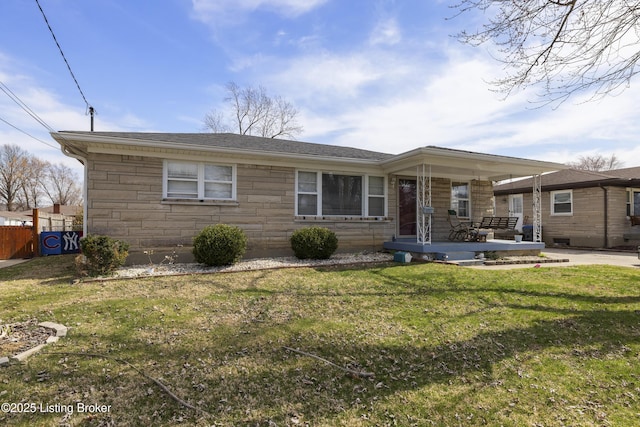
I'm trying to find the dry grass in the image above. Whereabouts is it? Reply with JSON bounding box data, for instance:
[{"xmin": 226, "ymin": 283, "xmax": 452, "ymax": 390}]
[{"xmin": 1, "ymin": 255, "xmax": 639, "ymax": 426}]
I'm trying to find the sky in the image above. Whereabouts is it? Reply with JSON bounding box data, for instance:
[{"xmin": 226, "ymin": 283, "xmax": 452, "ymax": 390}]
[{"xmin": 2, "ymin": 0, "xmax": 640, "ymax": 181}]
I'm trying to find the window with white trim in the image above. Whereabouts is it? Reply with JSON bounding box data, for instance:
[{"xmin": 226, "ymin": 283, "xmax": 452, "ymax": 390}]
[
  {"xmin": 164, "ymin": 160, "xmax": 236, "ymax": 200},
  {"xmin": 551, "ymin": 190, "xmax": 572, "ymax": 215},
  {"xmin": 451, "ymin": 182, "xmax": 470, "ymax": 218},
  {"xmin": 367, "ymin": 176, "xmax": 386, "ymax": 217},
  {"xmin": 296, "ymin": 171, "xmax": 386, "ymax": 217}
]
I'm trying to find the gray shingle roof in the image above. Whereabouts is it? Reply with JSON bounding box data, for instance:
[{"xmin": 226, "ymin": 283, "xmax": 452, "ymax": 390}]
[
  {"xmin": 494, "ymin": 167, "xmax": 640, "ymax": 193},
  {"xmin": 60, "ymin": 131, "xmax": 393, "ymax": 161}
]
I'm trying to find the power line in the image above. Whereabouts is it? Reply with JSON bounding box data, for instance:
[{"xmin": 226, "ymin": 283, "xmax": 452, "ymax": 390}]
[
  {"xmin": 0, "ymin": 116, "xmax": 59, "ymax": 150},
  {"xmin": 35, "ymin": 0, "xmax": 93, "ymax": 114},
  {"xmin": 0, "ymin": 80, "xmax": 55, "ymax": 133}
]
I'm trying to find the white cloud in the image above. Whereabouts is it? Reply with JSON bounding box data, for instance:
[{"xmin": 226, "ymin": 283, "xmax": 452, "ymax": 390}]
[
  {"xmin": 272, "ymin": 44, "xmax": 640, "ymax": 168},
  {"xmin": 191, "ymin": 0, "xmax": 327, "ymax": 25},
  {"xmin": 369, "ymin": 17, "xmax": 401, "ymax": 46}
]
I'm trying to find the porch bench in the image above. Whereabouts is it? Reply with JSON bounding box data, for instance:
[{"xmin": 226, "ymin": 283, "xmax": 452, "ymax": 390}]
[{"xmin": 472, "ymin": 216, "xmax": 519, "ymax": 242}]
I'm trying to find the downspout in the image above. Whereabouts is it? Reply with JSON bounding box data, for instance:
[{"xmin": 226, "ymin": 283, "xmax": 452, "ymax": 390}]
[{"xmin": 599, "ymin": 184, "xmax": 608, "ymax": 248}]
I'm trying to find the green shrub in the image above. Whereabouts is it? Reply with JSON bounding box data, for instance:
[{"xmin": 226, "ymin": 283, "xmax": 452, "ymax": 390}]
[
  {"xmin": 290, "ymin": 226, "xmax": 338, "ymax": 260},
  {"xmin": 192, "ymin": 224, "xmax": 247, "ymax": 266},
  {"xmin": 77, "ymin": 234, "xmax": 130, "ymax": 276}
]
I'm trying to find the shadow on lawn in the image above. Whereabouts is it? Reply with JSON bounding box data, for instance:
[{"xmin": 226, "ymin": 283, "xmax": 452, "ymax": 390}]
[
  {"xmin": 22, "ymin": 264, "xmax": 640, "ymax": 425},
  {"xmin": 48, "ymin": 305, "xmax": 638, "ymax": 425}
]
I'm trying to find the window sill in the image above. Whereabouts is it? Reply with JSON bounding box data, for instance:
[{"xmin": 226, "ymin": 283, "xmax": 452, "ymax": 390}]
[
  {"xmin": 162, "ymin": 199, "xmax": 239, "ymax": 207},
  {"xmin": 294, "ymin": 215, "xmax": 391, "ymax": 222}
]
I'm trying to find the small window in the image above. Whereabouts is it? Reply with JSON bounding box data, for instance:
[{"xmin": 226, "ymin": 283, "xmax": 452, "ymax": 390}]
[
  {"xmin": 367, "ymin": 176, "xmax": 386, "ymax": 217},
  {"xmin": 297, "ymin": 171, "xmax": 318, "ymax": 215},
  {"xmin": 451, "ymin": 182, "xmax": 470, "ymax": 218},
  {"xmin": 551, "ymin": 190, "xmax": 572, "ymax": 215},
  {"xmin": 164, "ymin": 161, "xmax": 235, "ymax": 200}
]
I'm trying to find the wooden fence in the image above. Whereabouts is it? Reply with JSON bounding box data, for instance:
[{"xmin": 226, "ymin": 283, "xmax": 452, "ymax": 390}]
[{"xmin": 0, "ymin": 226, "xmax": 34, "ymax": 259}]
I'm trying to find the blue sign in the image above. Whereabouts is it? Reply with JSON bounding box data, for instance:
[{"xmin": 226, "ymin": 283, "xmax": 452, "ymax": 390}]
[{"xmin": 40, "ymin": 231, "xmax": 83, "ymax": 255}]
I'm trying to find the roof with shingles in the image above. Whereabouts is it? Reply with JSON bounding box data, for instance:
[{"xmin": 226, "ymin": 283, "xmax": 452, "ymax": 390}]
[
  {"xmin": 494, "ymin": 167, "xmax": 640, "ymax": 194},
  {"xmin": 58, "ymin": 131, "xmax": 394, "ymax": 161}
]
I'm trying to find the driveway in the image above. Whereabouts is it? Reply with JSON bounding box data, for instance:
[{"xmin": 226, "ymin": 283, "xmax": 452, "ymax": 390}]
[{"xmin": 476, "ymin": 247, "xmax": 640, "ymax": 269}]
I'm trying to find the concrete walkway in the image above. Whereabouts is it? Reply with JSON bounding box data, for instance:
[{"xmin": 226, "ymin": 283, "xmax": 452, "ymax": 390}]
[
  {"xmin": 475, "ymin": 248, "xmax": 640, "ymax": 269},
  {"xmin": 0, "ymin": 258, "xmax": 31, "ymax": 269}
]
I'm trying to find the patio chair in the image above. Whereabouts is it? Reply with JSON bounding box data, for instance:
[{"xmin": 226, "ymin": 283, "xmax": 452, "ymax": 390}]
[{"xmin": 447, "ymin": 209, "xmax": 472, "ymax": 241}]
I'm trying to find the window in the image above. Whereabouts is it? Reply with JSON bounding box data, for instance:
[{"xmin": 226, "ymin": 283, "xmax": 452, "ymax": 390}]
[
  {"xmin": 451, "ymin": 182, "xmax": 470, "ymax": 218},
  {"xmin": 551, "ymin": 190, "xmax": 572, "ymax": 215},
  {"xmin": 297, "ymin": 171, "xmax": 318, "ymax": 215},
  {"xmin": 627, "ymin": 189, "xmax": 640, "ymax": 216},
  {"xmin": 164, "ymin": 161, "xmax": 235, "ymax": 200},
  {"xmin": 367, "ymin": 176, "xmax": 386, "ymax": 217},
  {"xmin": 296, "ymin": 171, "xmax": 386, "ymax": 217}
]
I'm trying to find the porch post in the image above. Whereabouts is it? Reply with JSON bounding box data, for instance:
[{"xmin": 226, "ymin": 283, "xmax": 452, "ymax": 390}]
[
  {"xmin": 532, "ymin": 174, "xmax": 542, "ymax": 242},
  {"xmin": 416, "ymin": 163, "xmax": 432, "ymax": 244}
]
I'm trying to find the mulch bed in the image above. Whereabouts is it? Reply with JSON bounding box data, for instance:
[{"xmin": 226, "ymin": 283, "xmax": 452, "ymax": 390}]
[{"xmin": 0, "ymin": 319, "xmax": 55, "ymax": 357}]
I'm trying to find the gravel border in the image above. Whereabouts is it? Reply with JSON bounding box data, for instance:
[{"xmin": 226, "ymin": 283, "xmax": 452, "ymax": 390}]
[{"xmin": 110, "ymin": 252, "xmax": 395, "ymax": 279}]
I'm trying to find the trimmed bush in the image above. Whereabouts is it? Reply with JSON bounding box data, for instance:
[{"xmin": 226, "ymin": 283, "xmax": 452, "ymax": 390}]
[
  {"xmin": 192, "ymin": 224, "xmax": 247, "ymax": 266},
  {"xmin": 77, "ymin": 234, "xmax": 130, "ymax": 276},
  {"xmin": 290, "ymin": 226, "xmax": 338, "ymax": 260}
]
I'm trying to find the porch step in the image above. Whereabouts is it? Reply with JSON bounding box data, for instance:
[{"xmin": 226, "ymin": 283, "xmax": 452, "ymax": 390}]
[
  {"xmin": 435, "ymin": 251, "xmax": 476, "ymax": 261},
  {"xmin": 435, "ymin": 251, "xmax": 484, "ymax": 266}
]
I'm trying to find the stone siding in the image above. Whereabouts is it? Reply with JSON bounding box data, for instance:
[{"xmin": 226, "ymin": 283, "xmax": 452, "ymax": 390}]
[
  {"xmin": 86, "ymin": 153, "xmax": 396, "ymax": 261},
  {"xmin": 495, "ymin": 186, "xmax": 633, "ymax": 248}
]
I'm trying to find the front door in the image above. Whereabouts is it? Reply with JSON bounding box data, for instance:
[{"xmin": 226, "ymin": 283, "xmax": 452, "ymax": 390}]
[
  {"xmin": 398, "ymin": 179, "xmax": 416, "ymax": 236},
  {"xmin": 508, "ymin": 194, "xmax": 524, "ymax": 231}
]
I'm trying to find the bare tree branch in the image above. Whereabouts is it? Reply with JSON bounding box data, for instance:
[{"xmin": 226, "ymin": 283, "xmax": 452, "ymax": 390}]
[
  {"xmin": 567, "ymin": 153, "xmax": 624, "ymax": 171},
  {"xmin": 0, "ymin": 144, "xmax": 29, "ymax": 211},
  {"xmin": 203, "ymin": 82, "xmax": 304, "ymax": 139},
  {"xmin": 452, "ymin": 0, "xmax": 640, "ymax": 104}
]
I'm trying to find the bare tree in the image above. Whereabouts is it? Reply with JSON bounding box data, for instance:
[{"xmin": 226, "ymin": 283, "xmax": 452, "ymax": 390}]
[
  {"xmin": 0, "ymin": 144, "xmax": 29, "ymax": 211},
  {"xmin": 42, "ymin": 162, "xmax": 82, "ymax": 206},
  {"xmin": 567, "ymin": 154, "xmax": 624, "ymax": 171},
  {"xmin": 453, "ymin": 1, "xmax": 640, "ymax": 103},
  {"xmin": 203, "ymin": 82, "xmax": 304, "ymax": 139},
  {"xmin": 19, "ymin": 156, "xmax": 48, "ymax": 209}
]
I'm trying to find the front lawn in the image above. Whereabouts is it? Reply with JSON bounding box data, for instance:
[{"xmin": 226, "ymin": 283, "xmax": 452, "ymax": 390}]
[{"xmin": 1, "ymin": 256, "xmax": 639, "ymax": 426}]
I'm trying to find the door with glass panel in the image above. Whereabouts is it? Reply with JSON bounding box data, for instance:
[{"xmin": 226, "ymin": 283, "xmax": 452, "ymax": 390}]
[{"xmin": 398, "ymin": 179, "xmax": 416, "ymax": 236}]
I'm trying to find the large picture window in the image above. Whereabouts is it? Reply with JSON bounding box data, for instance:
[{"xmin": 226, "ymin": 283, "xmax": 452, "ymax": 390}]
[
  {"xmin": 164, "ymin": 161, "xmax": 235, "ymax": 200},
  {"xmin": 296, "ymin": 171, "xmax": 386, "ymax": 217},
  {"xmin": 551, "ymin": 190, "xmax": 572, "ymax": 215}
]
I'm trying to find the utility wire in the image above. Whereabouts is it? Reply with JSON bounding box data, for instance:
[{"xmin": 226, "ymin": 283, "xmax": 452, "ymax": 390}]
[
  {"xmin": 0, "ymin": 115, "xmax": 59, "ymax": 150},
  {"xmin": 35, "ymin": 0, "xmax": 93, "ymax": 113},
  {"xmin": 0, "ymin": 80, "xmax": 55, "ymax": 133}
]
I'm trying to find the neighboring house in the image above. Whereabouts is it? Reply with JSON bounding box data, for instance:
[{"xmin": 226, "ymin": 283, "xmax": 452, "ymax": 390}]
[
  {"xmin": 494, "ymin": 167, "xmax": 640, "ymax": 248},
  {"xmin": 36, "ymin": 204, "xmax": 82, "ymax": 232},
  {"xmin": 0, "ymin": 211, "xmax": 33, "ymax": 226},
  {"xmin": 52, "ymin": 132, "xmax": 563, "ymax": 261},
  {"xmin": 0, "ymin": 205, "xmax": 80, "ymax": 230}
]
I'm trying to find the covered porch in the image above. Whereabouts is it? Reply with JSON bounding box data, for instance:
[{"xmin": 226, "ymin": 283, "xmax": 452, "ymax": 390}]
[
  {"xmin": 383, "ymin": 237, "xmax": 545, "ymax": 261},
  {"xmin": 379, "ymin": 146, "xmax": 566, "ymax": 255}
]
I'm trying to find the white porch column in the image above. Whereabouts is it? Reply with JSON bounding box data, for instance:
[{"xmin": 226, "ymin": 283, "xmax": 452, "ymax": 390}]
[
  {"xmin": 533, "ymin": 174, "xmax": 542, "ymax": 242},
  {"xmin": 416, "ymin": 163, "xmax": 432, "ymax": 244}
]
